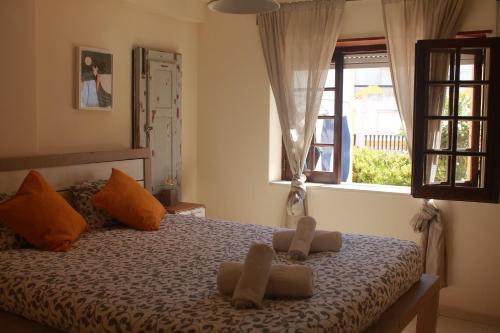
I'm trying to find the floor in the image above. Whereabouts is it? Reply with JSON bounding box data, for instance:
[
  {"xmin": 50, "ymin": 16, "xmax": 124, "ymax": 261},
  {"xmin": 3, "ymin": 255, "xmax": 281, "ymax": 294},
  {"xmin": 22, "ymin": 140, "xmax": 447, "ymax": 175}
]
[{"xmin": 403, "ymin": 316, "xmax": 500, "ymax": 333}]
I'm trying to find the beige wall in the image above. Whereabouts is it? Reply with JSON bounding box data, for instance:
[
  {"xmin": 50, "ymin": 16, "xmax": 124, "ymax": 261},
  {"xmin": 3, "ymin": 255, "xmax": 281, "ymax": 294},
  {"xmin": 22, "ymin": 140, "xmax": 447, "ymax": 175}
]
[
  {"xmin": 198, "ymin": 0, "xmax": 500, "ymax": 323},
  {"xmin": 0, "ymin": 0, "xmax": 201, "ymax": 201},
  {"xmin": 123, "ymin": 0, "xmax": 206, "ymax": 23},
  {"xmin": 0, "ymin": 0, "xmax": 38, "ymax": 156}
]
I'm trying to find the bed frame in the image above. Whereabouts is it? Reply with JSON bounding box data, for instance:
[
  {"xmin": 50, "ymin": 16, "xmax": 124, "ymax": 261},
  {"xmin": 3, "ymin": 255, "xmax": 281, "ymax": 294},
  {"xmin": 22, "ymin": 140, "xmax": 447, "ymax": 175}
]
[
  {"xmin": 0, "ymin": 149, "xmax": 152, "ymax": 193},
  {"xmin": 0, "ymin": 149, "xmax": 440, "ymax": 333}
]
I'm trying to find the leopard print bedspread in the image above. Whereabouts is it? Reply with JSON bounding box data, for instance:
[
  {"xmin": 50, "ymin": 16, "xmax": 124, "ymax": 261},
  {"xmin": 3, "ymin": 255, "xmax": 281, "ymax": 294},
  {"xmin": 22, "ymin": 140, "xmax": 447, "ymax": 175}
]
[{"xmin": 0, "ymin": 215, "xmax": 422, "ymax": 333}]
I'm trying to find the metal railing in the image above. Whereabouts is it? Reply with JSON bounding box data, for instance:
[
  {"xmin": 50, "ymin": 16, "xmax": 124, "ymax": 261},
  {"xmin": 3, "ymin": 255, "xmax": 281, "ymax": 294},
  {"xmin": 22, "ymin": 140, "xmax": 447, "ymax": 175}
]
[{"xmin": 353, "ymin": 134, "xmax": 408, "ymax": 152}]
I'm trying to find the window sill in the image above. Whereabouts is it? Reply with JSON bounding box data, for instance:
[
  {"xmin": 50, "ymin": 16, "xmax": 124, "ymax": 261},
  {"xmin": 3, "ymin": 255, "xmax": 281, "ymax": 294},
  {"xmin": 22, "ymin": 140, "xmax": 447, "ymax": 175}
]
[{"xmin": 270, "ymin": 181, "xmax": 411, "ymax": 196}]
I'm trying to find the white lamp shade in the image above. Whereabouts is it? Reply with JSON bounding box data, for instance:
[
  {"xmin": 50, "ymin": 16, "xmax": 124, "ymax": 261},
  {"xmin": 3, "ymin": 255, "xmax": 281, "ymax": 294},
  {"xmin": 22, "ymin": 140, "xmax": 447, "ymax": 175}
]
[{"xmin": 208, "ymin": 0, "xmax": 280, "ymax": 14}]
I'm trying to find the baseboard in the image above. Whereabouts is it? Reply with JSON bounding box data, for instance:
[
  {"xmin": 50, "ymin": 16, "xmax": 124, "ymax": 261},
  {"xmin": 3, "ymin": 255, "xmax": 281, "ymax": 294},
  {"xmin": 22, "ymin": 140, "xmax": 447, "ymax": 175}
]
[{"xmin": 439, "ymin": 305, "xmax": 500, "ymax": 327}]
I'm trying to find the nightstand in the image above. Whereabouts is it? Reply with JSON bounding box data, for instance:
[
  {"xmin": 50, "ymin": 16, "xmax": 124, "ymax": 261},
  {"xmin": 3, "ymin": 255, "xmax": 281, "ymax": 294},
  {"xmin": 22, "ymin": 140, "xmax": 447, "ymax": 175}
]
[{"xmin": 165, "ymin": 202, "xmax": 206, "ymax": 218}]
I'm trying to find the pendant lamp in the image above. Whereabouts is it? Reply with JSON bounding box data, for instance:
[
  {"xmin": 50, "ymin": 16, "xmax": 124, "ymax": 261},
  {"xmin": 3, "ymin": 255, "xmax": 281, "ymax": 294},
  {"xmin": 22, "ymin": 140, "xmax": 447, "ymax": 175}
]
[{"xmin": 208, "ymin": 0, "xmax": 280, "ymax": 14}]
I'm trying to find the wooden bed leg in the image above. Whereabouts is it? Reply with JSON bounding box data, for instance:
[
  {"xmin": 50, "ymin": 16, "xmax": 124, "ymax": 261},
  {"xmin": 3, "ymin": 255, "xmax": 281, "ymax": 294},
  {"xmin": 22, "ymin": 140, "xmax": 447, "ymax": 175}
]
[{"xmin": 415, "ymin": 287, "xmax": 439, "ymax": 333}]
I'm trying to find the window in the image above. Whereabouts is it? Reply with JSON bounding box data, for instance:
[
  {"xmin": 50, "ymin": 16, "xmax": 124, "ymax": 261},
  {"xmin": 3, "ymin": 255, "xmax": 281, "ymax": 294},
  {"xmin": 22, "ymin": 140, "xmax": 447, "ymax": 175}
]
[
  {"xmin": 282, "ymin": 44, "xmax": 410, "ymax": 186},
  {"xmin": 412, "ymin": 37, "xmax": 500, "ymax": 203}
]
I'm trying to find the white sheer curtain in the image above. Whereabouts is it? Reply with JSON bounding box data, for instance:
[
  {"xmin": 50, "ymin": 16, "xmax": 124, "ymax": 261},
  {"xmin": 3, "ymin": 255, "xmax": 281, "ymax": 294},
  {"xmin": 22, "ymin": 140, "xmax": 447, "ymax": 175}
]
[
  {"xmin": 382, "ymin": 0, "xmax": 464, "ymax": 287},
  {"xmin": 410, "ymin": 199, "xmax": 447, "ymax": 286},
  {"xmin": 258, "ymin": 0, "xmax": 345, "ymax": 227},
  {"xmin": 382, "ymin": 0, "xmax": 464, "ymax": 153}
]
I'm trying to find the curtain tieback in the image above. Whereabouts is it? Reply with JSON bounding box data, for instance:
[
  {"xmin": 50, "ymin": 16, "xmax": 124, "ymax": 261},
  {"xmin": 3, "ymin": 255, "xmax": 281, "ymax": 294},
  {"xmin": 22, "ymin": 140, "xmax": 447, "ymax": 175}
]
[
  {"xmin": 286, "ymin": 174, "xmax": 307, "ymax": 216},
  {"xmin": 410, "ymin": 199, "xmax": 439, "ymax": 233}
]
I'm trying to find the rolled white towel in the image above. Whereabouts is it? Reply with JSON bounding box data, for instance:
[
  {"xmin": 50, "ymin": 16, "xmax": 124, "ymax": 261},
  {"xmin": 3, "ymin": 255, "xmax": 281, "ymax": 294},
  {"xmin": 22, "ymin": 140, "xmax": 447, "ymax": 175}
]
[
  {"xmin": 288, "ymin": 216, "xmax": 317, "ymax": 260},
  {"xmin": 313, "ymin": 230, "xmax": 342, "ymax": 252},
  {"xmin": 232, "ymin": 243, "xmax": 274, "ymax": 309},
  {"xmin": 218, "ymin": 262, "xmax": 314, "ymax": 299},
  {"xmin": 273, "ymin": 230, "xmax": 342, "ymax": 253}
]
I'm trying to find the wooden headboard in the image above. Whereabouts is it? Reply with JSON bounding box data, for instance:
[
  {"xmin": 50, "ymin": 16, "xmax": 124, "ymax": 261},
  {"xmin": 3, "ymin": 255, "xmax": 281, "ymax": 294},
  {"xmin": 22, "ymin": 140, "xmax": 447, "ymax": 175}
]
[{"xmin": 0, "ymin": 149, "xmax": 152, "ymax": 193}]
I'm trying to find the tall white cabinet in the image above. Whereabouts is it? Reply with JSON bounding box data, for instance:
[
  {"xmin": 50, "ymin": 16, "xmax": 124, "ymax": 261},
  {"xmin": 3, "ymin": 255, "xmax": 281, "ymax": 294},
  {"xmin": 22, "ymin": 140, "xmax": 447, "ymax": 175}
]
[{"xmin": 133, "ymin": 48, "xmax": 182, "ymax": 201}]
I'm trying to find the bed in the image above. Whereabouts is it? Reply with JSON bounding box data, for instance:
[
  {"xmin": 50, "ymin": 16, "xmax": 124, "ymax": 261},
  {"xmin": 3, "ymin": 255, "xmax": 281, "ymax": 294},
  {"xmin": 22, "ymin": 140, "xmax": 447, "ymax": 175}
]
[{"xmin": 0, "ymin": 149, "xmax": 440, "ymax": 333}]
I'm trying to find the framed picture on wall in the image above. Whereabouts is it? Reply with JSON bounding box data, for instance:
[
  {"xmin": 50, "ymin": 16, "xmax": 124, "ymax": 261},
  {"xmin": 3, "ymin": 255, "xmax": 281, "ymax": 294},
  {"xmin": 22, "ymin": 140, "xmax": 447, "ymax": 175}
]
[{"xmin": 77, "ymin": 47, "xmax": 113, "ymax": 111}]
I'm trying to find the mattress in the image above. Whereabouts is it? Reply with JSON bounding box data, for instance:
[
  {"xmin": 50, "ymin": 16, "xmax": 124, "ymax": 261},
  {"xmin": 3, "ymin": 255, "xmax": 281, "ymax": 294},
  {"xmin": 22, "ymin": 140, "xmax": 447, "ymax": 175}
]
[{"xmin": 0, "ymin": 215, "xmax": 422, "ymax": 333}]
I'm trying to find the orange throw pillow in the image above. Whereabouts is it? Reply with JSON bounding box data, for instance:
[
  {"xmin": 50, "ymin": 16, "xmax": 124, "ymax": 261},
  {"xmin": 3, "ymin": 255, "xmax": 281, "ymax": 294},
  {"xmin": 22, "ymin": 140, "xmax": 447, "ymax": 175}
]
[
  {"xmin": 0, "ymin": 170, "xmax": 88, "ymax": 251},
  {"xmin": 91, "ymin": 168, "xmax": 166, "ymax": 231}
]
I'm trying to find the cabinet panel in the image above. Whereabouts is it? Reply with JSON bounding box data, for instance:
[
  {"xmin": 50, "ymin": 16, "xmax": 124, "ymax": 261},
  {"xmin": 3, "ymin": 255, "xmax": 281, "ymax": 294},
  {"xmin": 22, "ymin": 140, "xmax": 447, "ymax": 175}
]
[{"xmin": 133, "ymin": 48, "xmax": 182, "ymax": 200}]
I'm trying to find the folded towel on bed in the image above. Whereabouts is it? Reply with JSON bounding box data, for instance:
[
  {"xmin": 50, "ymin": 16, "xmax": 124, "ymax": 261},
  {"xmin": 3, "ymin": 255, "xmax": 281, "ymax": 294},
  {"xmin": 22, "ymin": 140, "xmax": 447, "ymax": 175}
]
[
  {"xmin": 218, "ymin": 262, "xmax": 314, "ymax": 299},
  {"xmin": 288, "ymin": 216, "xmax": 317, "ymax": 260},
  {"xmin": 232, "ymin": 243, "xmax": 274, "ymax": 309},
  {"xmin": 273, "ymin": 230, "xmax": 342, "ymax": 253}
]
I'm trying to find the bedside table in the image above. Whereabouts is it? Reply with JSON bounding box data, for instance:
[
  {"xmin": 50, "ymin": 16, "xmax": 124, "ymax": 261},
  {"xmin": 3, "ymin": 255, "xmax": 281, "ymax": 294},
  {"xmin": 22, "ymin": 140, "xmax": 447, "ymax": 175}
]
[{"xmin": 165, "ymin": 202, "xmax": 206, "ymax": 218}]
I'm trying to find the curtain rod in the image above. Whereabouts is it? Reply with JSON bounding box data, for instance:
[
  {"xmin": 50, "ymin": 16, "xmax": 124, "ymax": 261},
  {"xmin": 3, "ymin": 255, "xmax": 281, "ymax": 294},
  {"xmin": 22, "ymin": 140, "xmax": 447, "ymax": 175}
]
[{"xmin": 256, "ymin": 0, "xmax": 363, "ymax": 24}]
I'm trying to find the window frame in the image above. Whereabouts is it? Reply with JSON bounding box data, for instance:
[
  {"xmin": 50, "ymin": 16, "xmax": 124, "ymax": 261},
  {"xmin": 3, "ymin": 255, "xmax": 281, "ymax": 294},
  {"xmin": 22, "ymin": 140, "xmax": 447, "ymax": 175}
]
[
  {"xmin": 282, "ymin": 43, "xmax": 388, "ymax": 184},
  {"xmin": 281, "ymin": 30, "xmax": 500, "ymax": 203},
  {"xmin": 412, "ymin": 37, "xmax": 500, "ymax": 203}
]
